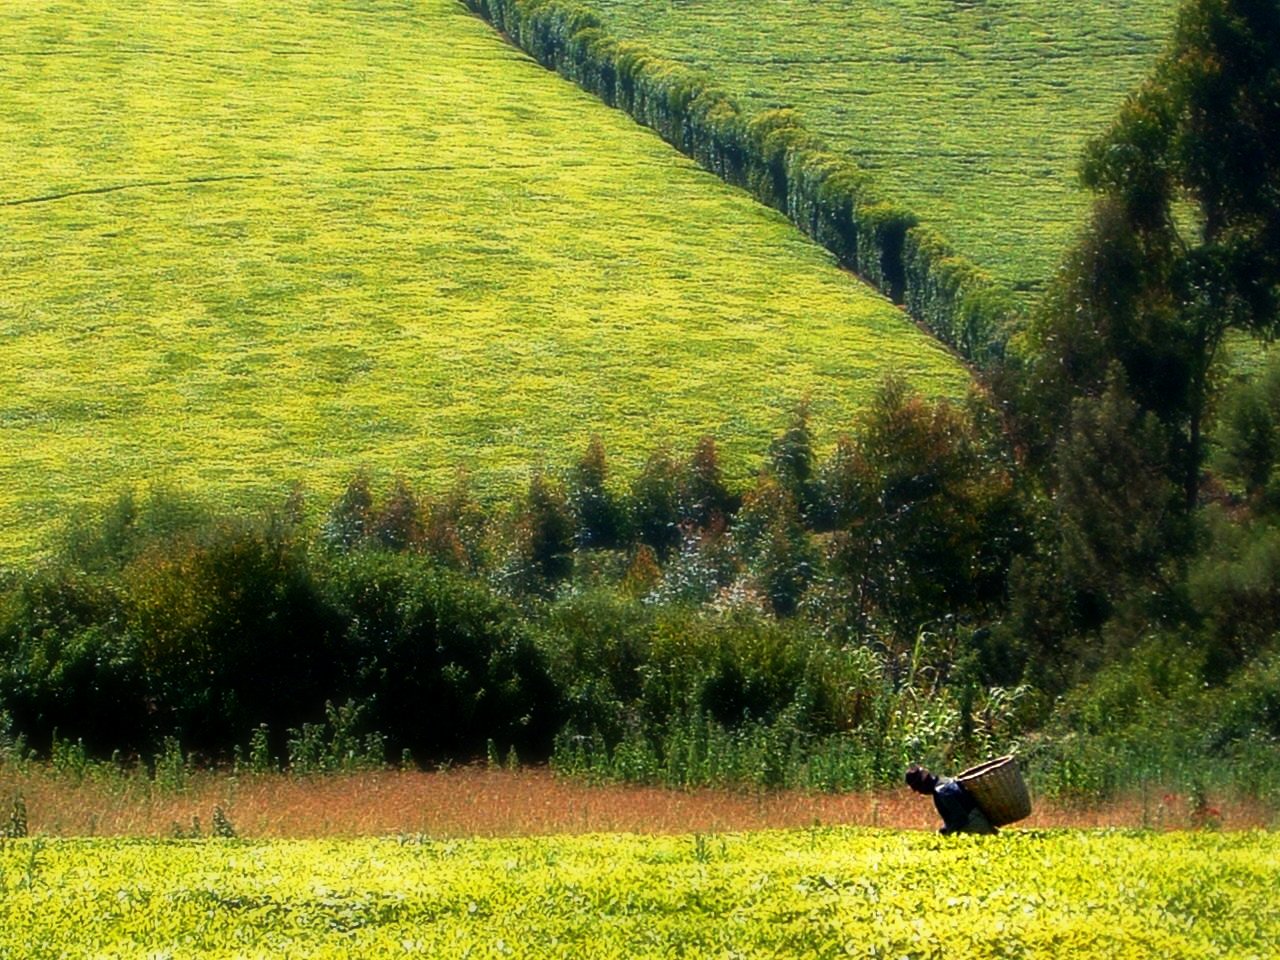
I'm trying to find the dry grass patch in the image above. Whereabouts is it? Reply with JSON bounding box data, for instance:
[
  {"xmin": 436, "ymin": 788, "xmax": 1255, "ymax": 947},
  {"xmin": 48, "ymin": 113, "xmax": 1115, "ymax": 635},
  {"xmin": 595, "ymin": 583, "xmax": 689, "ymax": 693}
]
[{"xmin": 3, "ymin": 766, "xmax": 1273, "ymax": 838}]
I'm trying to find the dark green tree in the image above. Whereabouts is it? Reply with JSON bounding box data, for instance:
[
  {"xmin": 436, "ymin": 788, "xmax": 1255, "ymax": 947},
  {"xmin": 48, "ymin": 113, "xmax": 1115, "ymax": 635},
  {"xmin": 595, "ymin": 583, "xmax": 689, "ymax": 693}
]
[
  {"xmin": 1026, "ymin": 0, "xmax": 1280, "ymax": 504},
  {"xmin": 821, "ymin": 378, "xmax": 1021, "ymax": 638},
  {"xmin": 517, "ymin": 472, "xmax": 576, "ymax": 589},
  {"xmin": 678, "ymin": 435, "xmax": 737, "ymax": 529},
  {"xmin": 733, "ymin": 475, "xmax": 815, "ymax": 616},
  {"xmin": 629, "ymin": 448, "xmax": 682, "ymax": 559},
  {"xmin": 1215, "ymin": 358, "xmax": 1280, "ymax": 502},
  {"xmin": 767, "ymin": 400, "xmax": 816, "ymax": 515},
  {"xmin": 568, "ymin": 436, "xmax": 624, "ymax": 549},
  {"xmin": 1055, "ymin": 370, "xmax": 1190, "ymax": 614}
]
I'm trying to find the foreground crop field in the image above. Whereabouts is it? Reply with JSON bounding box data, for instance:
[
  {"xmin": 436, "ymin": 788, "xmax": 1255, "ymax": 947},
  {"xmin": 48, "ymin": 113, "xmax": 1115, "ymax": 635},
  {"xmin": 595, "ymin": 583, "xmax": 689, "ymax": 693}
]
[
  {"xmin": 0, "ymin": 0, "xmax": 966, "ymax": 561},
  {"xmin": 582, "ymin": 0, "xmax": 1180, "ymax": 296},
  {"xmin": 2, "ymin": 830, "xmax": 1276, "ymax": 958}
]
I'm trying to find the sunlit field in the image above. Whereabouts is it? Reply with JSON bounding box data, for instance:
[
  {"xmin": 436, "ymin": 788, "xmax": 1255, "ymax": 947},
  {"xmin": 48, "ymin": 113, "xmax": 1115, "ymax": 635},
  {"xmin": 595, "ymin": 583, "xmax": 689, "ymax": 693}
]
[
  {"xmin": 580, "ymin": 0, "xmax": 1180, "ymax": 297},
  {"xmin": 3, "ymin": 827, "xmax": 1276, "ymax": 957},
  {"xmin": 0, "ymin": 0, "xmax": 967, "ymax": 561}
]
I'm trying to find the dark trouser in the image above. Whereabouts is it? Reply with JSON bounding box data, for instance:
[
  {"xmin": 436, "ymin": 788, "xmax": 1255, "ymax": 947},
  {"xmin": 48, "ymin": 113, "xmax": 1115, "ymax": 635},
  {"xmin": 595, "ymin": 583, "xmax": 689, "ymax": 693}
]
[{"xmin": 940, "ymin": 808, "xmax": 998, "ymax": 835}]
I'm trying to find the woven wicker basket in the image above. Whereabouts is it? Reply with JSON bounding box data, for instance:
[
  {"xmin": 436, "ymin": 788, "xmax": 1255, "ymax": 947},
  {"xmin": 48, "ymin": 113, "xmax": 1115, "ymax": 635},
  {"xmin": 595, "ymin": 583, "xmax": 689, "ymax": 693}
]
[{"xmin": 956, "ymin": 755, "xmax": 1031, "ymax": 826}]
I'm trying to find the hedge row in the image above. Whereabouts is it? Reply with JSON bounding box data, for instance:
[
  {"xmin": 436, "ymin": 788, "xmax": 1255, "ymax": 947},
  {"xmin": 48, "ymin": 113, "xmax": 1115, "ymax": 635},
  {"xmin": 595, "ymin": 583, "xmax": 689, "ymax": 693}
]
[{"xmin": 465, "ymin": 0, "xmax": 1017, "ymax": 365}]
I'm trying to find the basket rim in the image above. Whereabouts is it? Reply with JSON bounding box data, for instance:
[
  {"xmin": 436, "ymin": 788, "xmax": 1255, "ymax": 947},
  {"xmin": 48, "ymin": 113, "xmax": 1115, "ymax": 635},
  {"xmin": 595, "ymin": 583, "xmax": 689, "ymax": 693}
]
[{"xmin": 956, "ymin": 754, "xmax": 1018, "ymax": 783}]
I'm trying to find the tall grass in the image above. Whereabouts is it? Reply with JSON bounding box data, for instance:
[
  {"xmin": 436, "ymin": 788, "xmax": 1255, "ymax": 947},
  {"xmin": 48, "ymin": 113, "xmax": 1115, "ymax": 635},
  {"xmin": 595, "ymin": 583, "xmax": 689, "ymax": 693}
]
[{"xmin": 1, "ymin": 763, "xmax": 1273, "ymax": 837}]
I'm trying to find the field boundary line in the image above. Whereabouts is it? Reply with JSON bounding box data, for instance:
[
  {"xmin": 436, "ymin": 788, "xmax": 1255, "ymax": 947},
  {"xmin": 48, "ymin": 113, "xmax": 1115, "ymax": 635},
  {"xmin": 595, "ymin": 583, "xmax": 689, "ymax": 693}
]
[
  {"xmin": 0, "ymin": 174, "xmax": 266, "ymax": 208},
  {"xmin": 462, "ymin": 0, "xmax": 1021, "ymax": 370},
  {"xmin": 0, "ymin": 159, "xmax": 686, "ymax": 210}
]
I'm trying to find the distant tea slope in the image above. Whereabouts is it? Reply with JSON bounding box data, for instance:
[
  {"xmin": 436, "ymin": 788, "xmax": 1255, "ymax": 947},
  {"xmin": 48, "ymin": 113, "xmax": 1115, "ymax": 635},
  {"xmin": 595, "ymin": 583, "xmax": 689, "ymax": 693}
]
[
  {"xmin": 0, "ymin": 0, "xmax": 967, "ymax": 560},
  {"xmin": 582, "ymin": 0, "xmax": 1180, "ymax": 297}
]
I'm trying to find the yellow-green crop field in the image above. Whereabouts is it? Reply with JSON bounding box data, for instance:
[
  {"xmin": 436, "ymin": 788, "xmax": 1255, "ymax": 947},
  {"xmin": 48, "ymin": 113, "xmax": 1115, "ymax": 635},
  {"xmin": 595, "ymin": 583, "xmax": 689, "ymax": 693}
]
[
  {"xmin": 581, "ymin": 0, "xmax": 1181, "ymax": 297},
  {"xmin": 2, "ymin": 830, "xmax": 1277, "ymax": 958},
  {"xmin": 0, "ymin": 0, "xmax": 967, "ymax": 562}
]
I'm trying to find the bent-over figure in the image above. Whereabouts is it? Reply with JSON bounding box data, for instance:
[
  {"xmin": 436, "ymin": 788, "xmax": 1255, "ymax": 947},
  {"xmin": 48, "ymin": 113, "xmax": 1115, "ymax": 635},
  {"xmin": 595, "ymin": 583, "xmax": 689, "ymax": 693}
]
[{"xmin": 906, "ymin": 764, "xmax": 998, "ymax": 835}]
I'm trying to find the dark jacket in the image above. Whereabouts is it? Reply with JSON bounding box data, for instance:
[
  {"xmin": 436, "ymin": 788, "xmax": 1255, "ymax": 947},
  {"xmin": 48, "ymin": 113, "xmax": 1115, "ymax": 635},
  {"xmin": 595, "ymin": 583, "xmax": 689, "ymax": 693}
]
[{"xmin": 933, "ymin": 778, "xmax": 997, "ymax": 835}]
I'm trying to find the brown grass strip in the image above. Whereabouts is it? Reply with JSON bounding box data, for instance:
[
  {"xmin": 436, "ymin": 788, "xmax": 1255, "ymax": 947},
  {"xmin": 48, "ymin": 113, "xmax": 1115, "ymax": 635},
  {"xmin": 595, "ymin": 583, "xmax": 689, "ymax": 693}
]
[{"xmin": 1, "ymin": 765, "xmax": 1274, "ymax": 838}]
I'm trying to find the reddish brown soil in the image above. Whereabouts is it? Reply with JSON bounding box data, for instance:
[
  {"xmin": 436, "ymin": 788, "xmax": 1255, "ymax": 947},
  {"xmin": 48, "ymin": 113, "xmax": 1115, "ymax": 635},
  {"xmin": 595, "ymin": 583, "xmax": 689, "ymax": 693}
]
[{"xmin": 2, "ymin": 765, "xmax": 1273, "ymax": 838}]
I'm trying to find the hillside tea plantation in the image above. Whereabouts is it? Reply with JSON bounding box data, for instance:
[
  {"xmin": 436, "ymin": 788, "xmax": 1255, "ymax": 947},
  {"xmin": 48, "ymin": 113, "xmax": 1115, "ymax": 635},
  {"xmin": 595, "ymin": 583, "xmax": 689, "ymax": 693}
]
[
  {"xmin": 2, "ymin": 830, "xmax": 1277, "ymax": 958},
  {"xmin": 0, "ymin": 0, "xmax": 967, "ymax": 561},
  {"xmin": 581, "ymin": 0, "xmax": 1180, "ymax": 296}
]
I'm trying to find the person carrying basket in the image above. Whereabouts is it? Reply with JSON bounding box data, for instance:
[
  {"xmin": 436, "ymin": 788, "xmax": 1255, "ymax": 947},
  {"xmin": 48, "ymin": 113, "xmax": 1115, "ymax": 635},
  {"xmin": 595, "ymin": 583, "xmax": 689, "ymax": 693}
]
[
  {"xmin": 905, "ymin": 764, "xmax": 998, "ymax": 835},
  {"xmin": 907, "ymin": 755, "xmax": 1032, "ymax": 834}
]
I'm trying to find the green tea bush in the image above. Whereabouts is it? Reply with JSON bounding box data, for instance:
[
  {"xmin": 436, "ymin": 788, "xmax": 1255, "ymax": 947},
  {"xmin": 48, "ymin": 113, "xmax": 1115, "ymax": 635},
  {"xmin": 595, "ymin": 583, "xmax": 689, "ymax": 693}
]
[{"xmin": 7, "ymin": 833, "xmax": 1279, "ymax": 956}]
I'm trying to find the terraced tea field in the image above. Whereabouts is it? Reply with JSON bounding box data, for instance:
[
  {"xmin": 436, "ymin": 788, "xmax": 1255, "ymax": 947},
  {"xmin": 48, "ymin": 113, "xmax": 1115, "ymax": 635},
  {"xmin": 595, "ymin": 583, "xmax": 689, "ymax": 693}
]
[
  {"xmin": 0, "ymin": 0, "xmax": 967, "ymax": 561},
  {"xmin": 2, "ymin": 830, "xmax": 1276, "ymax": 957},
  {"xmin": 580, "ymin": 0, "xmax": 1181, "ymax": 296}
]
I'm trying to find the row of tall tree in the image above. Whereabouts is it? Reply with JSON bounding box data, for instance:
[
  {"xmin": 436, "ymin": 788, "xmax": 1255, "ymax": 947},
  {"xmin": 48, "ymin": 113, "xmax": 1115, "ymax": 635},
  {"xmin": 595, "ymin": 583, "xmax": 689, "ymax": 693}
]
[{"xmin": 994, "ymin": 0, "xmax": 1279, "ymax": 682}]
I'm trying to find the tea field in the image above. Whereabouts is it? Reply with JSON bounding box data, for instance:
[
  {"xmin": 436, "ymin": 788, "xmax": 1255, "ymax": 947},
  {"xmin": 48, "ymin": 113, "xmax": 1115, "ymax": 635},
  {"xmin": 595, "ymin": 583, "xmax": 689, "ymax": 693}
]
[
  {"xmin": 2, "ymin": 830, "xmax": 1276, "ymax": 957},
  {"xmin": 578, "ymin": 0, "xmax": 1181, "ymax": 297},
  {"xmin": 0, "ymin": 0, "xmax": 967, "ymax": 561}
]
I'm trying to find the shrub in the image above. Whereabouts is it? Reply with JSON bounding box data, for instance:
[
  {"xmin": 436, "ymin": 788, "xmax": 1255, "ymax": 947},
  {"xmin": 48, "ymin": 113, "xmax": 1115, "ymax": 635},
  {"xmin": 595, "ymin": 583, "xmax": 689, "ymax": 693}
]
[
  {"xmin": 369, "ymin": 477, "xmax": 424, "ymax": 552},
  {"xmin": 677, "ymin": 436, "xmax": 736, "ymax": 530},
  {"xmin": 321, "ymin": 471, "xmax": 375, "ymax": 551},
  {"xmin": 0, "ymin": 571, "xmax": 143, "ymax": 755},
  {"xmin": 322, "ymin": 551, "xmax": 559, "ymax": 761},
  {"xmin": 121, "ymin": 519, "xmax": 343, "ymax": 753},
  {"xmin": 58, "ymin": 486, "xmax": 213, "ymax": 573}
]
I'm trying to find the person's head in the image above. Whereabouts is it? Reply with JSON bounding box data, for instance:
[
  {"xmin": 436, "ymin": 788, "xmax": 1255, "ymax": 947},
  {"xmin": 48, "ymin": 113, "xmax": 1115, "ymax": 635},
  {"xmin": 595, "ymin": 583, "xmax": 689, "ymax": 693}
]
[{"xmin": 905, "ymin": 765, "xmax": 938, "ymax": 795}]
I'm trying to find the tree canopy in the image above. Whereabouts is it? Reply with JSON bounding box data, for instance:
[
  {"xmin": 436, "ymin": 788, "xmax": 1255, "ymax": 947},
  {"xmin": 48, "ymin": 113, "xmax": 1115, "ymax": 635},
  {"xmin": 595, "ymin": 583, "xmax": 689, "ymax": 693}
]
[{"xmin": 1023, "ymin": 0, "xmax": 1280, "ymax": 505}]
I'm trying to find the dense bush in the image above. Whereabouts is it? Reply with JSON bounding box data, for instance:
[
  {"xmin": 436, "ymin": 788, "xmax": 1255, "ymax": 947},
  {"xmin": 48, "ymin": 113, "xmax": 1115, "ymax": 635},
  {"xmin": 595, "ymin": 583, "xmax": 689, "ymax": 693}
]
[
  {"xmin": 321, "ymin": 551, "xmax": 559, "ymax": 761},
  {"xmin": 0, "ymin": 390, "xmax": 1034, "ymax": 775},
  {"xmin": 125, "ymin": 521, "xmax": 344, "ymax": 754},
  {"xmin": 0, "ymin": 506, "xmax": 559, "ymax": 764},
  {"xmin": 2, "ymin": 376, "xmax": 1277, "ymax": 802},
  {"xmin": 0, "ymin": 569, "xmax": 139, "ymax": 757}
]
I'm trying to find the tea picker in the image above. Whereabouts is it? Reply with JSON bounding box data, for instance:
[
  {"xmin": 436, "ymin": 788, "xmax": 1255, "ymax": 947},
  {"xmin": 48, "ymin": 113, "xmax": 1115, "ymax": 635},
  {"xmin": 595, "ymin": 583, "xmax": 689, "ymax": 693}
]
[{"xmin": 906, "ymin": 755, "xmax": 1031, "ymax": 835}]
